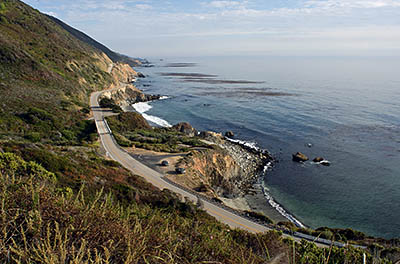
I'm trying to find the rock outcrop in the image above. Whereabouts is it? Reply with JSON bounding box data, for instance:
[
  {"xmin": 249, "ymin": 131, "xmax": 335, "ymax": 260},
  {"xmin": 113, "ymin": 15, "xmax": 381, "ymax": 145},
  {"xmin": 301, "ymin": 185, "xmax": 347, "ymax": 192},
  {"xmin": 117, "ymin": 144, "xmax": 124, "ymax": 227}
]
[
  {"xmin": 100, "ymin": 63, "xmax": 160, "ymax": 107},
  {"xmin": 176, "ymin": 135, "xmax": 272, "ymax": 198},
  {"xmin": 225, "ymin": 131, "xmax": 235, "ymax": 138},
  {"xmin": 313, "ymin": 157, "xmax": 324, "ymax": 162},
  {"xmin": 292, "ymin": 152, "xmax": 309, "ymax": 162},
  {"xmin": 172, "ymin": 122, "xmax": 197, "ymax": 137},
  {"xmin": 200, "ymin": 131, "xmax": 223, "ymax": 139},
  {"xmin": 313, "ymin": 157, "xmax": 331, "ymax": 166},
  {"xmin": 137, "ymin": 72, "xmax": 146, "ymax": 78}
]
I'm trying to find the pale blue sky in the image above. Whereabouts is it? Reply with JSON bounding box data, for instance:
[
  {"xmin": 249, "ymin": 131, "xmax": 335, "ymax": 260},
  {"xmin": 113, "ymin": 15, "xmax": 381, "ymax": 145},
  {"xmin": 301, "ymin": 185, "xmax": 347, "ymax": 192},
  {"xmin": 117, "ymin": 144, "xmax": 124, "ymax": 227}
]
[{"xmin": 25, "ymin": 0, "xmax": 400, "ymax": 57}]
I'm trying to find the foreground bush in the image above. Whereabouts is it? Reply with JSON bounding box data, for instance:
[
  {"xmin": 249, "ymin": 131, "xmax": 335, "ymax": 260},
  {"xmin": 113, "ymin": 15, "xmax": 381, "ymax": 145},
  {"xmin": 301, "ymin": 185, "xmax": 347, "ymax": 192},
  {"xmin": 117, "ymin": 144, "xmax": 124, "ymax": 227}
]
[{"xmin": 0, "ymin": 152, "xmax": 291, "ymax": 263}]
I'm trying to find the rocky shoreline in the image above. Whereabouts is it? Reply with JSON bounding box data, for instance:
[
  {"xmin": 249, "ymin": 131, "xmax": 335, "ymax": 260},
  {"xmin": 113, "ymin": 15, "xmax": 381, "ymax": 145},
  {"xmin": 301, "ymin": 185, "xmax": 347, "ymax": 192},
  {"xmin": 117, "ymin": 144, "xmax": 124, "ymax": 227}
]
[
  {"xmin": 196, "ymin": 133, "xmax": 289, "ymax": 223},
  {"xmin": 199, "ymin": 132, "xmax": 273, "ymax": 196},
  {"xmin": 104, "ymin": 68, "xmax": 292, "ymax": 224}
]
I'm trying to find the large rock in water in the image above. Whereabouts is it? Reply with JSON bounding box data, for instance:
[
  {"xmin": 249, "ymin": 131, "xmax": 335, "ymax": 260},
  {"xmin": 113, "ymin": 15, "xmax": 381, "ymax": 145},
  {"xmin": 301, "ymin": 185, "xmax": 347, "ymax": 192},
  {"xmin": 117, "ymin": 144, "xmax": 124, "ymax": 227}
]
[
  {"xmin": 313, "ymin": 157, "xmax": 324, "ymax": 162},
  {"xmin": 313, "ymin": 157, "xmax": 331, "ymax": 166},
  {"xmin": 136, "ymin": 72, "xmax": 146, "ymax": 78},
  {"xmin": 173, "ymin": 122, "xmax": 197, "ymax": 137},
  {"xmin": 292, "ymin": 152, "xmax": 309, "ymax": 162},
  {"xmin": 225, "ymin": 131, "xmax": 235, "ymax": 138}
]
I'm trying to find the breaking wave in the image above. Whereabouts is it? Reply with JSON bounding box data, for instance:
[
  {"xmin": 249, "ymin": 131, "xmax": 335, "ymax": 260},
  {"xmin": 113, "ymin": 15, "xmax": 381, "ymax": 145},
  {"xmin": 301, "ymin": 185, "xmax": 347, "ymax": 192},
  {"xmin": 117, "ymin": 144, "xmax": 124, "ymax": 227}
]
[
  {"xmin": 261, "ymin": 182, "xmax": 305, "ymax": 228},
  {"xmin": 132, "ymin": 101, "xmax": 172, "ymax": 128}
]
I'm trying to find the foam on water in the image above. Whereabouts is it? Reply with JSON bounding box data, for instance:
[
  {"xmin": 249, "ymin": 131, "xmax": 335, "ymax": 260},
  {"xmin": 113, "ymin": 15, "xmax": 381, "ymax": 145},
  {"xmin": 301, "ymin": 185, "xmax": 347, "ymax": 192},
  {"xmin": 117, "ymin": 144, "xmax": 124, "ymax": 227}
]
[
  {"xmin": 132, "ymin": 101, "xmax": 172, "ymax": 128},
  {"xmin": 142, "ymin": 113, "xmax": 172, "ymax": 127},
  {"xmin": 135, "ymin": 56, "xmax": 400, "ymax": 238},
  {"xmin": 225, "ymin": 137, "xmax": 260, "ymax": 152},
  {"xmin": 132, "ymin": 102, "xmax": 152, "ymax": 113},
  {"xmin": 261, "ymin": 182, "xmax": 305, "ymax": 228},
  {"xmin": 226, "ymin": 137, "xmax": 304, "ymax": 226}
]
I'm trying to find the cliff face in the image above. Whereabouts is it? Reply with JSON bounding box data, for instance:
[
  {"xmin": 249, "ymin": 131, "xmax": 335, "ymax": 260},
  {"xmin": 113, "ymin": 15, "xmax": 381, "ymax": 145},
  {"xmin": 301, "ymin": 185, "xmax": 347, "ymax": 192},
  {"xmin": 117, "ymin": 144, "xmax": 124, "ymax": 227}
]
[
  {"xmin": 109, "ymin": 62, "xmax": 138, "ymax": 86},
  {"xmin": 100, "ymin": 63, "xmax": 158, "ymax": 107},
  {"xmin": 181, "ymin": 148, "xmax": 242, "ymax": 197},
  {"xmin": 176, "ymin": 136, "xmax": 271, "ymax": 198}
]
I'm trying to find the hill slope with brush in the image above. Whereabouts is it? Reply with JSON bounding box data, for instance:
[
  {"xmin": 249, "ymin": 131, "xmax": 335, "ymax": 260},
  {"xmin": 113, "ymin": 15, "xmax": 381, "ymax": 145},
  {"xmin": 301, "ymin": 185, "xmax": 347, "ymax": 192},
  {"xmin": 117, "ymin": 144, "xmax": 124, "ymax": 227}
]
[{"xmin": 0, "ymin": 1, "xmax": 397, "ymax": 263}]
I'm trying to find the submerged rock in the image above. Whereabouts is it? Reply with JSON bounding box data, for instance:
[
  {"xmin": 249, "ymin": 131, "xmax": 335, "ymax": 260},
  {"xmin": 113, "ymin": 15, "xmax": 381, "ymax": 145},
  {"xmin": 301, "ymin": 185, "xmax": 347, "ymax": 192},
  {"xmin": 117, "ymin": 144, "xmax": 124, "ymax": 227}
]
[{"xmin": 292, "ymin": 152, "xmax": 309, "ymax": 162}]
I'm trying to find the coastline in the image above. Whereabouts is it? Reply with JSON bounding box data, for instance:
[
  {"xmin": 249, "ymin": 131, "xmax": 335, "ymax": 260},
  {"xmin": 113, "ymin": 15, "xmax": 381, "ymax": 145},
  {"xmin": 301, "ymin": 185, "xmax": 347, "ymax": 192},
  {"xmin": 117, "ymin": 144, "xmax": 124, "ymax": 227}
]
[
  {"xmin": 124, "ymin": 96, "xmax": 305, "ymax": 227},
  {"xmin": 104, "ymin": 60, "xmax": 305, "ymax": 228}
]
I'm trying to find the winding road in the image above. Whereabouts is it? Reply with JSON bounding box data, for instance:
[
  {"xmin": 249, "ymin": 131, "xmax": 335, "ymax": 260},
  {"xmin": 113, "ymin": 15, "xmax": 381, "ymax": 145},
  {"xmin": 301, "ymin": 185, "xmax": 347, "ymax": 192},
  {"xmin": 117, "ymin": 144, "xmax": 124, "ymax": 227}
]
[
  {"xmin": 91, "ymin": 91, "xmax": 274, "ymax": 233},
  {"xmin": 90, "ymin": 90, "xmax": 358, "ymax": 249}
]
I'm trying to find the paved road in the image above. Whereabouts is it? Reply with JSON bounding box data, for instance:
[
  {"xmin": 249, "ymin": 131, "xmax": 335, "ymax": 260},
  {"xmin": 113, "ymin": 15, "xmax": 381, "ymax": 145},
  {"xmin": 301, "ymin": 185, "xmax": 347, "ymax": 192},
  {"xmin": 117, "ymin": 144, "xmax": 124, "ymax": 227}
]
[
  {"xmin": 90, "ymin": 92, "xmax": 271, "ymax": 233},
  {"xmin": 90, "ymin": 91, "xmax": 358, "ymax": 249},
  {"xmin": 91, "ymin": 91, "xmax": 275, "ymax": 233}
]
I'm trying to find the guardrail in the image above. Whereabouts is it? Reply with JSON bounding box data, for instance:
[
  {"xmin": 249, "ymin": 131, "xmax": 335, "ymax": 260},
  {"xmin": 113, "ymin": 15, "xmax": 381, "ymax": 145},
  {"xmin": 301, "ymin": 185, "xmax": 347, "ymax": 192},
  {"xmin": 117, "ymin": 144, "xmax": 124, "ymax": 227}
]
[{"xmin": 103, "ymin": 118, "xmax": 112, "ymax": 134}]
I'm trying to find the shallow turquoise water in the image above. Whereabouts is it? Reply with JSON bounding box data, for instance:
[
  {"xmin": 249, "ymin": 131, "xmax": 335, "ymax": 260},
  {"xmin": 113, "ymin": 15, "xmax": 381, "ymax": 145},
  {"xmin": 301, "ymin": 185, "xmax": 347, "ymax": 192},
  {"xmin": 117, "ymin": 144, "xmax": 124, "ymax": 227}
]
[{"xmin": 135, "ymin": 56, "xmax": 400, "ymax": 238}]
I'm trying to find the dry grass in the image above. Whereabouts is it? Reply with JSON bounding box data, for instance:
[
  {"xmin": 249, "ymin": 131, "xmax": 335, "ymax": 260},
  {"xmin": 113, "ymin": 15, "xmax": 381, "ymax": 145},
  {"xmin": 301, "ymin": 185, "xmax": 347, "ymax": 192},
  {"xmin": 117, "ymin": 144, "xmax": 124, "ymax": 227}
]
[{"xmin": 0, "ymin": 152, "xmax": 297, "ymax": 263}]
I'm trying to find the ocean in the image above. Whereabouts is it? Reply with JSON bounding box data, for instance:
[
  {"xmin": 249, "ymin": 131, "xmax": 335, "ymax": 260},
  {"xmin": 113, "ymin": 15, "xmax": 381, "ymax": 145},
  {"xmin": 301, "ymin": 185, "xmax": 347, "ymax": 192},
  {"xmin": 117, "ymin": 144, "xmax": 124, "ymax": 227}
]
[{"xmin": 133, "ymin": 56, "xmax": 400, "ymax": 239}]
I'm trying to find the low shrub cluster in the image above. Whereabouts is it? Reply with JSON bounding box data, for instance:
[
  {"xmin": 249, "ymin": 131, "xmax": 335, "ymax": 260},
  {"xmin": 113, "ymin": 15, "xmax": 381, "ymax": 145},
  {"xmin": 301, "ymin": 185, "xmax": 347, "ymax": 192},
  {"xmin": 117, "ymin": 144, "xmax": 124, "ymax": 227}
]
[
  {"xmin": 106, "ymin": 114, "xmax": 209, "ymax": 153},
  {"xmin": 0, "ymin": 152, "xmax": 290, "ymax": 263},
  {"xmin": 99, "ymin": 98, "xmax": 123, "ymax": 113}
]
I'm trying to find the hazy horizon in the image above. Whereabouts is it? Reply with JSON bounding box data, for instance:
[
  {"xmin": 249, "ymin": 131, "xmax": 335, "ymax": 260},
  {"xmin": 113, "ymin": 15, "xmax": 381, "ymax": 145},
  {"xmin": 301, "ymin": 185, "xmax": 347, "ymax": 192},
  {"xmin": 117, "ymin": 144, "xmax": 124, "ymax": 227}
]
[{"xmin": 25, "ymin": 0, "xmax": 400, "ymax": 58}]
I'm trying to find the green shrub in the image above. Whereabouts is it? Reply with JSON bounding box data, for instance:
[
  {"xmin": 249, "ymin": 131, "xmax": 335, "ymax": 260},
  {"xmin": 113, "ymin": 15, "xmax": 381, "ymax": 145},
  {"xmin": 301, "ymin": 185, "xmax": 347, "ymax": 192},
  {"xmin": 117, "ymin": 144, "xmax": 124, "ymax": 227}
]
[
  {"xmin": 25, "ymin": 131, "xmax": 41, "ymax": 142},
  {"xmin": 0, "ymin": 3, "xmax": 6, "ymax": 12},
  {"xmin": 20, "ymin": 148, "xmax": 70, "ymax": 173},
  {"xmin": 99, "ymin": 97, "xmax": 122, "ymax": 113},
  {"xmin": 0, "ymin": 15, "xmax": 8, "ymax": 24},
  {"xmin": 113, "ymin": 133, "xmax": 131, "ymax": 147}
]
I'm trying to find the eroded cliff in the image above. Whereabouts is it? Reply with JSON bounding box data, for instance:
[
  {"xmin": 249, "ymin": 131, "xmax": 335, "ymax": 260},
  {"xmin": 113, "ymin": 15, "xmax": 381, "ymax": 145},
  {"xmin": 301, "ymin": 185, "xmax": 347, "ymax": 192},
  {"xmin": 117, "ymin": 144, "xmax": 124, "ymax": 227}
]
[
  {"xmin": 100, "ymin": 63, "xmax": 158, "ymax": 108},
  {"xmin": 173, "ymin": 134, "xmax": 272, "ymax": 199}
]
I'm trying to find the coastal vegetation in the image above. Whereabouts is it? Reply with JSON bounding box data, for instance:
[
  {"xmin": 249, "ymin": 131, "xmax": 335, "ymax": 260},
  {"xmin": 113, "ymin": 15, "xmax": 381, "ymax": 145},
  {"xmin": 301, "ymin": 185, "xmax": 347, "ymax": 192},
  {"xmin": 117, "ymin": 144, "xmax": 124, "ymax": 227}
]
[
  {"xmin": 0, "ymin": 0, "xmax": 398, "ymax": 263},
  {"xmin": 0, "ymin": 152, "xmax": 387, "ymax": 263},
  {"xmin": 106, "ymin": 114, "xmax": 209, "ymax": 153},
  {"xmin": 99, "ymin": 97, "xmax": 123, "ymax": 113}
]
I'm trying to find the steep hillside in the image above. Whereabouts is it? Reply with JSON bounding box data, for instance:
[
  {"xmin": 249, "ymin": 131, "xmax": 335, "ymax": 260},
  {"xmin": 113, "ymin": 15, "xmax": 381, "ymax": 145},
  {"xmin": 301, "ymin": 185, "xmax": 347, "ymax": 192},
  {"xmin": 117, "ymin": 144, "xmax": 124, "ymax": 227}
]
[
  {"xmin": 0, "ymin": 0, "xmax": 113, "ymax": 144},
  {"xmin": 47, "ymin": 15, "xmax": 142, "ymax": 67},
  {"xmin": 0, "ymin": 1, "xmax": 397, "ymax": 263}
]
